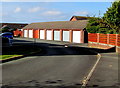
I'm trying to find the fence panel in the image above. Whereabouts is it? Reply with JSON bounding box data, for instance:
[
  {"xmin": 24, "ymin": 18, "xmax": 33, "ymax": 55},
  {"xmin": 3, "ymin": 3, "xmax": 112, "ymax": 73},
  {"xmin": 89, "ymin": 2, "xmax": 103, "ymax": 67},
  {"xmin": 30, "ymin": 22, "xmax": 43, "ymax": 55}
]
[
  {"xmin": 117, "ymin": 35, "xmax": 120, "ymax": 46},
  {"xmin": 88, "ymin": 33, "xmax": 97, "ymax": 42},
  {"xmin": 88, "ymin": 33, "xmax": 120, "ymax": 46},
  {"xmin": 109, "ymin": 34, "xmax": 116, "ymax": 46},
  {"xmin": 99, "ymin": 34, "xmax": 107, "ymax": 44}
]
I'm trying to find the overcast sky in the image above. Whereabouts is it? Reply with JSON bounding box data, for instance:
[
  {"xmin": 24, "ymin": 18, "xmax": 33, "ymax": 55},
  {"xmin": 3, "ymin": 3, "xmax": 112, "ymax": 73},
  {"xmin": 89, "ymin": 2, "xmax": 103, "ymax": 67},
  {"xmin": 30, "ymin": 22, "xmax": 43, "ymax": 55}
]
[{"xmin": 0, "ymin": 2, "xmax": 113, "ymax": 23}]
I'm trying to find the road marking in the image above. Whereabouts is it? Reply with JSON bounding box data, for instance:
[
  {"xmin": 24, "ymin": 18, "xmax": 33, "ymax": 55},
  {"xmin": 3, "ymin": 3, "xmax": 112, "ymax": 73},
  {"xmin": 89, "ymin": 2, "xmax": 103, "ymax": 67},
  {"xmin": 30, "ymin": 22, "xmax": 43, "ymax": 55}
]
[{"xmin": 81, "ymin": 53, "xmax": 101, "ymax": 87}]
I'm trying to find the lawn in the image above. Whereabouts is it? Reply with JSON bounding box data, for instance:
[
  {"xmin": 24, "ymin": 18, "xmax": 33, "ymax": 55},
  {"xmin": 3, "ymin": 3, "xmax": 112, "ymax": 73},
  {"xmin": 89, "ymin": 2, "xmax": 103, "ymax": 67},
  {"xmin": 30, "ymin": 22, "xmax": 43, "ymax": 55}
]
[
  {"xmin": 1, "ymin": 44, "xmax": 41, "ymax": 60},
  {"xmin": 0, "ymin": 55, "xmax": 22, "ymax": 60}
]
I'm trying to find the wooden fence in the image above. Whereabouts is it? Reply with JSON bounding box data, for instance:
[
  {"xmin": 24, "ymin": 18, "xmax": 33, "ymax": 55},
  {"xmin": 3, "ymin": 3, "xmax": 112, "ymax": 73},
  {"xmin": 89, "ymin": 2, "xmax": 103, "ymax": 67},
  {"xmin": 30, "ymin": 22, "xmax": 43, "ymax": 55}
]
[
  {"xmin": 88, "ymin": 33, "xmax": 120, "ymax": 52},
  {"xmin": 88, "ymin": 33, "xmax": 120, "ymax": 46}
]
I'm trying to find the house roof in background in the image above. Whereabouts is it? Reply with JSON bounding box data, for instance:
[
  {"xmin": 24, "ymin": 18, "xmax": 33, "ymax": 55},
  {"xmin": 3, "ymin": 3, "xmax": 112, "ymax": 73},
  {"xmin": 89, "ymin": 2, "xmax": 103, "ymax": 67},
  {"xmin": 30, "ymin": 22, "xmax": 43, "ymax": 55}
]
[
  {"xmin": 23, "ymin": 20, "xmax": 88, "ymax": 30},
  {"xmin": 70, "ymin": 16, "xmax": 93, "ymax": 21},
  {"xmin": 0, "ymin": 23, "xmax": 28, "ymax": 29}
]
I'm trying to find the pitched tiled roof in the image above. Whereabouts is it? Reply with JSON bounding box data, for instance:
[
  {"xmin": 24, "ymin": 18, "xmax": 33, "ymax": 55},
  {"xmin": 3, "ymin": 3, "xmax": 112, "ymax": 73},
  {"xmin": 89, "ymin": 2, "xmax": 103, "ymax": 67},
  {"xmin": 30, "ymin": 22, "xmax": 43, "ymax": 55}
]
[
  {"xmin": 23, "ymin": 20, "xmax": 88, "ymax": 30},
  {"xmin": 70, "ymin": 16, "xmax": 93, "ymax": 21},
  {"xmin": 0, "ymin": 23, "xmax": 28, "ymax": 29}
]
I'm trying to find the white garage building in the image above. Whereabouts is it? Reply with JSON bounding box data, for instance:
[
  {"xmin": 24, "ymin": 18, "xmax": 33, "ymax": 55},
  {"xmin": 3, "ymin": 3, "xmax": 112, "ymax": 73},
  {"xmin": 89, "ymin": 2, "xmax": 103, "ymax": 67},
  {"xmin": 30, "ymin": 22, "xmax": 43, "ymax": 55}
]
[{"xmin": 22, "ymin": 20, "xmax": 88, "ymax": 43}]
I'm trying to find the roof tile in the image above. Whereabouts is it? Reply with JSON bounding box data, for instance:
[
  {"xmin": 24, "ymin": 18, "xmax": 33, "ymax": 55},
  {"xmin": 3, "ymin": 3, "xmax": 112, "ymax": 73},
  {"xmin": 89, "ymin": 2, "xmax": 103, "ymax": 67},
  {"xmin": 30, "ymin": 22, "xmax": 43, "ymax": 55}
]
[{"xmin": 23, "ymin": 20, "xmax": 88, "ymax": 30}]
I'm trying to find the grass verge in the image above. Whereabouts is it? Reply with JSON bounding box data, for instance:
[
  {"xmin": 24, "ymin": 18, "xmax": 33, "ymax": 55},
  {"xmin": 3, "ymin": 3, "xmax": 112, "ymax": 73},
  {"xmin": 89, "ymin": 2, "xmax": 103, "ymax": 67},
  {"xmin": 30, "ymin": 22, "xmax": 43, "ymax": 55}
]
[{"xmin": 1, "ymin": 44, "xmax": 41, "ymax": 60}]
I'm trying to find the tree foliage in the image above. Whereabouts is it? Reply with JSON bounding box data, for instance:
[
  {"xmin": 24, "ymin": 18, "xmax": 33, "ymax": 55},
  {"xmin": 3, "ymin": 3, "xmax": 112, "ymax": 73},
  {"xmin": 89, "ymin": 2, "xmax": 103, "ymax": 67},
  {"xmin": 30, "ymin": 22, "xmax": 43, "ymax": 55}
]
[
  {"xmin": 0, "ymin": 26, "xmax": 11, "ymax": 33},
  {"xmin": 103, "ymin": 0, "xmax": 120, "ymax": 34},
  {"xmin": 86, "ymin": 17, "xmax": 100, "ymax": 33},
  {"xmin": 0, "ymin": 26, "xmax": 14, "ymax": 35},
  {"xmin": 86, "ymin": 0, "xmax": 120, "ymax": 34}
]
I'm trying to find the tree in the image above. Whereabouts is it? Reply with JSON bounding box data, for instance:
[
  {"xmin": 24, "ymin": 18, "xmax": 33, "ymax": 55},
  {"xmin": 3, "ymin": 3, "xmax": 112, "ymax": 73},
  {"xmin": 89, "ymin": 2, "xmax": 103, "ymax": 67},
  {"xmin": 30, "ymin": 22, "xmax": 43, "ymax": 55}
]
[
  {"xmin": 86, "ymin": 17, "xmax": 109, "ymax": 34},
  {"xmin": 86, "ymin": 0, "xmax": 120, "ymax": 34},
  {"xmin": 103, "ymin": 0, "xmax": 120, "ymax": 34},
  {"xmin": 0, "ymin": 26, "xmax": 11, "ymax": 33},
  {"xmin": 86, "ymin": 17, "xmax": 100, "ymax": 33},
  {"xmin": 0, "ymin": 26, "xmax": 14, "ymax": 35}
]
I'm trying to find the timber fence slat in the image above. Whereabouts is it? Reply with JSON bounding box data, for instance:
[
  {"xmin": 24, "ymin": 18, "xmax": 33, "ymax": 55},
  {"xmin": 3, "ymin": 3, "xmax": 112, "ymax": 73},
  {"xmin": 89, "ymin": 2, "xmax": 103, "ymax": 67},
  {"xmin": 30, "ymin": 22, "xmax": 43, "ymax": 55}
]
[{"xmin": 88, "ymin": 33, "xmax": 120, "ymax": 47}]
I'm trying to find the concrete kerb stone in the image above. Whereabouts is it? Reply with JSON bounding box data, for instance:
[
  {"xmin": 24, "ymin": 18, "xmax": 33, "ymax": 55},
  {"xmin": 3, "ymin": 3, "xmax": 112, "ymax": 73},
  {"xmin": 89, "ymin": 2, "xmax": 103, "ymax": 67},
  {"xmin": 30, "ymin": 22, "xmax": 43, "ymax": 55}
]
[{"xmin": 81, "ymin": 53, "xmax": 101, "ymax": 87}]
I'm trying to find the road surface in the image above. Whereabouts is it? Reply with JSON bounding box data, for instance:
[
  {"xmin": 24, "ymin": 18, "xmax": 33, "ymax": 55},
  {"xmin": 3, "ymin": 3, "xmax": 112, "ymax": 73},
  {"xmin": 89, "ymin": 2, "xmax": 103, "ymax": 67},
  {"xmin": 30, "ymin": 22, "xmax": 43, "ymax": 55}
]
[{"xmin": 2, "ymin": 38, "xmax": 97, "ymax": 87}]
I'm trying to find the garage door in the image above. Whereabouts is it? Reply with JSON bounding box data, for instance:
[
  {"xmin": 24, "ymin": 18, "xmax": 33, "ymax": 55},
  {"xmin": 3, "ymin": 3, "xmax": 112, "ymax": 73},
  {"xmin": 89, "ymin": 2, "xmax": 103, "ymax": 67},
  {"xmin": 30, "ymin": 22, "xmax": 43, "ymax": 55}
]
[
  {"xmin": 40, "ymin": 30, "xmax": 44, "ymax": 39},
  {"xmin": 73, "ymin": 31, "xmax": 81, "ymax": 43},
  {"xmin": 63, "ymin": 31, "xmax": 69, "ymax": 41},
  {"xmin": 54, "ymin": 31, "xmax": 60, "ymax": 41},
  {"xmin": 24, "ymin": 30, "xmax": 28, "ymax": 37},
  {"xmin": 33, "ymin": 30, "xmax": 39, "ymax": 38},
  {"xmin": 47, "ymin": 30, "xmax": 52, "ymax": 40},
  {"xmin": 29, "ymin": 30, "xmax": 33, "ymax": 38}
]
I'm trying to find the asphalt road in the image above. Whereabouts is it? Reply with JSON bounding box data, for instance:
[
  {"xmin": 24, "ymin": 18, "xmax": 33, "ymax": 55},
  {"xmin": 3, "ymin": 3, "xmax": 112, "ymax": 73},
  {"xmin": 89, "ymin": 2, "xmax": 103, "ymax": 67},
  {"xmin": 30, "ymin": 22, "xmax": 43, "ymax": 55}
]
[
  {"xmin": 87, "ymin": 53, "xmax": 119, "ymax": 87},
  {"xmin": 2, "ymin": 38, "xmax": 97, "ymax": 87}
]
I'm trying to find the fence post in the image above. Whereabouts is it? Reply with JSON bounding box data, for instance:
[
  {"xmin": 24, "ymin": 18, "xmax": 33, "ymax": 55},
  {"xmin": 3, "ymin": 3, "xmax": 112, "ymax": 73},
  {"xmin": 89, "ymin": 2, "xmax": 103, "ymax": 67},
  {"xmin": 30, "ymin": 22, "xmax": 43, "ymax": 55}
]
[
  {"xmin": 107, "ymin": 34, "xmax": 109, "ymax": 45},
  {"xmin": 97, "ymin": 33, "xmax": 99, "ymax": 43},
  {"xmin": 116, "ymin": 34, "xmax": 118, "ymax": 46}
]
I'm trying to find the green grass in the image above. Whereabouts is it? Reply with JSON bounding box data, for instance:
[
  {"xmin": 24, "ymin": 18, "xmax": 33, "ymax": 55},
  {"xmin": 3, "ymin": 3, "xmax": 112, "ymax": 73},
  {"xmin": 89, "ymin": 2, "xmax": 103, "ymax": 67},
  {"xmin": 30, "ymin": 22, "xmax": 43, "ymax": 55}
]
[
  {"xmin": 1, "ymin": 44, "xmax": 41, "ymax": 60},
  {"xmin": 0, "ymin": 55, "xmax": 22, "ymax": 60}
]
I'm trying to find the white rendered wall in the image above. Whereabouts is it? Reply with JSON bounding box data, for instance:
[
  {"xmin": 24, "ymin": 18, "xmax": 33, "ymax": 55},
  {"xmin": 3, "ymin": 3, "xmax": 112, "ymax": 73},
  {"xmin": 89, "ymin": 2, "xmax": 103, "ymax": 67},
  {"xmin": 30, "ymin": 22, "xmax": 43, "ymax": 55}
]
[
  {"xmin": 54, "ymin": 31, "xmax": 60, "ymax": 41},
  {"xmin": 24, "ymin": 30, "xmax": 28, "ymax": 37},
  {"xmin": 40, "ymin": 30, "xmax": 45, "ymax": 39},
  {"xmin": 47, "ymin": 30, "xmax": 52, "ymax": 40},
  {"xmin": 73, "ymin": 31, "xmax": 82, "ymax": 43},
  {"xmin": 28, "ymin": 30, "xmax": 33, "ymax": 38},
  {"xmin": 63, "ymin": 31, "xmax": 69, "ymax": 41}
]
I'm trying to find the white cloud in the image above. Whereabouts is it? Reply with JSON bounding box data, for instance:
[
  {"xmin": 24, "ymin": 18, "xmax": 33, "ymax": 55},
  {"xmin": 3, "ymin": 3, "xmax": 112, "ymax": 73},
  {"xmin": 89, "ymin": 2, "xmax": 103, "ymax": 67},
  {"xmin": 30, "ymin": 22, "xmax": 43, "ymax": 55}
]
[
  {"xmin": 14, "ymin": 7, "xmax": 21, "ymax": 13},
  {"xmin": 42, "ymin": 11, "xmax": 62, "ymax": 16},
  {"xmin": 28, "ymin": 7, "xmax": 43, "ymax": 13},
  {"xmin": 74, "ymin": 11, "xmax": 89, "ymax": 16}
]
